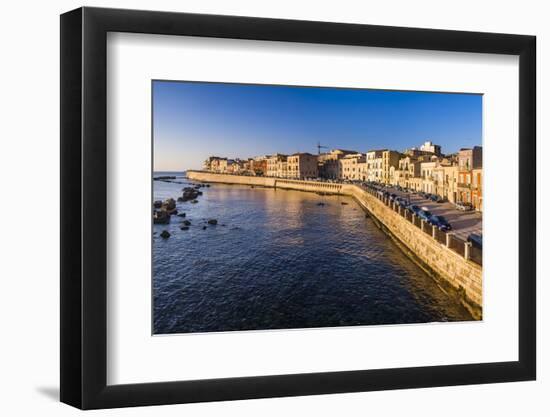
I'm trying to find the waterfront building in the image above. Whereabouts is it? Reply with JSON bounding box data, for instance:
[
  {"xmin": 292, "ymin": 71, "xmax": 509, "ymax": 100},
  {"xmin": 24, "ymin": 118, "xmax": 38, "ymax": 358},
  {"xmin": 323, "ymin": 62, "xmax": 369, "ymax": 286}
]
[
  {"xmin": 390, "ymin": 155, "xmax": 420, "ymax": 188},
  {"xmin": 203, "ymin": 156, "xmax": 227, "ymax": 172},
  {"xmin": 226, "ymin": 159, "xmax": 235, "ymax": 173},
  {"xmin": 277, "ymin": 159, "xmax": 289, "ymax": 178},
  {"xmin": 317, "ymin": 149, "xmax": 357, "ymax": 179},
  {"xmin": 227, "ymin": 158, "xmax": 248, "ymax": 174},
  {"xmin": 266, "ymin": 154, "xmax": 287, "ymax": 177},
  {"xmin": 209, "ymin": 157, "xmax": 228, "ymax": 173},
  {"xmin": 203, "ymin": 156, "xmax": 217, "ymax": 171},
  {"xmin": 432, "ymin": 163, "xmax": 446, "ymax": 198},
  {"xmin": 381, "ymin": 150, "xmax": 401, "ymax": 184},
  {"xmin": 287, "ymin": 153, "xmax": 319, "ymax": 179},
  {"xmin": 472, "ymin": 168, "xmax": 483, "ymax": 211},
  {"xmin": 457, "ymin": 146, "xmax": 483, "ymax": 204},
  {"xmin": 366, "ymin": 150, "xmax": 384, "ymax": 182},
  {"xmin": 340, "ymin": 153, "xmax": 366, "ymax": 181},
  {"xmin": 389, "ymin": 166, "xmax": 399, "ymax": 186},
  {"xmin": 441, "ymin": 165, "xmax": 459, "ymax": 203},
  {"xmin": 249, "ymin": 156, "xmax": 268, "ymax": 176},
  {"xmin": 420, "ymin": 159, "xmax": 437, "ymax": 194},
  {"xmin": 458, "ymin": 146, "xmax": 482, "ymax": 171},
  {"xmin": 421, "ymin": 156, "xmax": 463, "ymax": 197},
  {"xmin": 408, "ymin": 176, "xmax": 424, "ymax": 192},
  {"xmin": 358, "ymin": 160, "xmax": 368, "ymax": 181}
]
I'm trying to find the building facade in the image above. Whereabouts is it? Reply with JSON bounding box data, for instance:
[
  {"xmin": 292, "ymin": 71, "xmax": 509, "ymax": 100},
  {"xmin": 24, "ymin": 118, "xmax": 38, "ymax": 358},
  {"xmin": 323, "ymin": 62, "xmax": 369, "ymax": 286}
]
[
  {"xmin": 277, "ymin": 159, "xmax": 289, "ymax": 178},
  {"xmin": 287, "ymin": 153, "xmax": 318, "ymax": 179},
  {"xmin": 318, "ymin": 149, "xmax": 357, "ymax": 179},
  {"xmin": 266, "ymin": 154, "xmax": 287, "ymax": 177},
  {"xmin": 366, "ymin": 150, "xmax": 384, "ymax": 182},
  {"xmin": 457, "ymin": 146, "xmax": 483, "ymax": 206},
  {"xmin": 340, "ymin": 153, "xmax": 366, "ymax": 181},
  {"xmin": 249, "ymin": 156, "xmax": 268, "ymax": 176},
  {"xmin": 472, "ymin": 168, "xmax": 483, "ymax": 212},
  {"xmin": 381, "ymin": 150, "xmax": 401, "ymax": 184},
  {"xmin": 211, "ymin": 157, "xmax": 228, "ymax": 173}
]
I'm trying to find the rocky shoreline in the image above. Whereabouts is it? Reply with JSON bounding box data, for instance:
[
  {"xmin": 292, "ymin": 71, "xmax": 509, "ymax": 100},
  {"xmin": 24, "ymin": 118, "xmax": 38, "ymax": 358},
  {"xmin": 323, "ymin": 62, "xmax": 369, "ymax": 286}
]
[{"xmin": 153, "ymin": 181, "xmax": 221, "ymax": 238}]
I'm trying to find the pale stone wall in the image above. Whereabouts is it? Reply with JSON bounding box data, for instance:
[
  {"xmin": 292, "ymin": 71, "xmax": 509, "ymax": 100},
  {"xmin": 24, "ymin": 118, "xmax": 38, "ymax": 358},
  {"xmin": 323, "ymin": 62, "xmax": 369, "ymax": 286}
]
[
  {"xmin": 275, "ymin": 179, "xmax": 344, "ymax": 194},
  {"xmin": 187, "ymin": 171, "xmax": 342, "ymax": 193},
  {"xmin": 187, "ymin": 170, "xmax": 276, "ymax": 187},
  {"xmin": 186, "ymin": 171, "xmax": 482, "ymax": 317}
]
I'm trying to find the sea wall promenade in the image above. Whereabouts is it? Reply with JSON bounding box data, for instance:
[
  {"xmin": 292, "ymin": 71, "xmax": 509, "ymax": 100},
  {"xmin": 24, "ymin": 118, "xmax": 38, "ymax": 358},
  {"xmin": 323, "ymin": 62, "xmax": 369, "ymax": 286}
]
[{"xmin": 186, "ymin": 170, "xmax": 482, "ymax": 318}]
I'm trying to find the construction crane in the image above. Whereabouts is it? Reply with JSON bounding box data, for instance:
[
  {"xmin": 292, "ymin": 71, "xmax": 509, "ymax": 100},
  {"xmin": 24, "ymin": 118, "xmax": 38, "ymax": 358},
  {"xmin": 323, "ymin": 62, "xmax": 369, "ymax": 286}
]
[{"xmin": 317, "ymin": 141, "xmax": 329, "ymax": 155}]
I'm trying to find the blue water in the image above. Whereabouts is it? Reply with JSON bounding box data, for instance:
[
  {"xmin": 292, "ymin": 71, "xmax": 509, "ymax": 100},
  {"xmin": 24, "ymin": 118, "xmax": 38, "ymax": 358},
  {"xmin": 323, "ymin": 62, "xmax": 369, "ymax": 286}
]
[{"xmin": 153, "ymin": 172, "xmax": 472, "ymax": 334}]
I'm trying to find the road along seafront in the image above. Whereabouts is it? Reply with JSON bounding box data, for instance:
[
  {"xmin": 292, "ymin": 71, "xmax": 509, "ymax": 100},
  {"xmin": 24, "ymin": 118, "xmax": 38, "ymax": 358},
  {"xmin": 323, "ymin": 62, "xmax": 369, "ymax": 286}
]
[{"xmin": 186, "ymin": 170, "xmax": 482, "ymax": 319}]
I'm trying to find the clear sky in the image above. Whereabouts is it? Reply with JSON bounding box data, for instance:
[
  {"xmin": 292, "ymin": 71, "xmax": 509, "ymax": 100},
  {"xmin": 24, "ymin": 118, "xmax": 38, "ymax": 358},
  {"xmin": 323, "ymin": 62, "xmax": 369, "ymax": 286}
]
[{"xmin": 153, "ymin": 80, "xmax": 482, "ymax": 172}]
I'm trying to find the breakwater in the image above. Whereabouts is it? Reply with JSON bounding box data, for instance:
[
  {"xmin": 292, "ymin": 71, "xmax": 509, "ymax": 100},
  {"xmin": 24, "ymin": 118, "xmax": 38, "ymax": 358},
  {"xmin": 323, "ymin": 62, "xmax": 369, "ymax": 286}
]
[{"xmin": 186, "ymin": 170, "xmax": 482, "ymax": 318}]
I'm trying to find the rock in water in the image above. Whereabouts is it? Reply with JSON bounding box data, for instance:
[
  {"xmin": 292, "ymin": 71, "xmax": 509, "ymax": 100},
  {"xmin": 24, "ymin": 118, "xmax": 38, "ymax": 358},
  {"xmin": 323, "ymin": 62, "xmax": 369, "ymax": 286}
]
[
  {"xmin": 202, "ymin": 226, "xmax": 207, "ymax": 230},
  {"xmin": 160, "ymin": 230, "xmax": 170, "ymax": 239},
  {"xmin": 191, "ymin": 199, "xmax": 198, "ymax": 204},
  {"xmin": 180, "ymin": 225, "xmax": 189, "ymax": 231},
  {"xmin": 181, "ymin": 187, "xmax": 200, "ymax": 202},
  {"xmin": 207, "ymin": 219, "xmax": 218, "ymax": 225},
  {"xmin": 162, "ymin": 198, "xmax": 176, "ymax": 211},
  {"xmin": 154, "ymin": 176, "xmax": 176, "ymax": 181},
  {"xmin": 153, "ymin": 200, "xmax": 163, "ymax": 209},
  {"xmin": 177, "ymin": 213, "xmax": 186, "ymax": 217},
  {"xmin": 182, "ymin": 220, "xmax": 191, "ymax": 226},
  {"xmin": 153, "ymin": 210, "xmax": 170, "ymax": 224}
]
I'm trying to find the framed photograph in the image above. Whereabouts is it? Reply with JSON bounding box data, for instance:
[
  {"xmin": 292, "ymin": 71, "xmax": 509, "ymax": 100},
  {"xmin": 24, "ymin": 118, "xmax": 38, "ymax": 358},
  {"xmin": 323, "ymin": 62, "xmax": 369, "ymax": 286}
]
[{"xmin": 60, "ymin": 7, "xmax": 536, "ymax": 409}]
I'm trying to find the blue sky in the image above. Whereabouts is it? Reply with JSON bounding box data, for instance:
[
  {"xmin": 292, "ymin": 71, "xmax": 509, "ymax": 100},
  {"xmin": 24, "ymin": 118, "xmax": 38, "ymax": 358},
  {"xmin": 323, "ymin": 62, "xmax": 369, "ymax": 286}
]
[{"xmin": 153, "ymin": 80, "xmax": 482, "ymax": 171}]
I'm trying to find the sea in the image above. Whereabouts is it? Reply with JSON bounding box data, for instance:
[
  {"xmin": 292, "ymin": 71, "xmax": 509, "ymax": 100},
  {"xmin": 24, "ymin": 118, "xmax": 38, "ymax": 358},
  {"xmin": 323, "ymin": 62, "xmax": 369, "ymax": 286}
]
[{"xmin": 153, "ymin": 171, "xmax": 472, "ymax": 334}]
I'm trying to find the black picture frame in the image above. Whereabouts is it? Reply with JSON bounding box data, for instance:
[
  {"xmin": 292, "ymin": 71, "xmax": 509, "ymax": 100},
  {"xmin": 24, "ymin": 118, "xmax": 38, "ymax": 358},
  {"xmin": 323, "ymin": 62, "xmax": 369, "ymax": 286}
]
[{"xmin": 60, "ymin": 6, "xmax": 536, "ymax": 410}]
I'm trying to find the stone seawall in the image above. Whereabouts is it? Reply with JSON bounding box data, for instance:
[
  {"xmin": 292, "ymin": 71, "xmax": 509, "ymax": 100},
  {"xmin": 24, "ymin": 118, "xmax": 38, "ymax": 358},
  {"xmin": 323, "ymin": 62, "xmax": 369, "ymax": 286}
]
[
  {"xmin": 186, "ymin": 171, "xmax": 482, "ymax": 318},
  {"xmin": 186, "ymin": 171, "xmax": 277, "ymax": 187}
]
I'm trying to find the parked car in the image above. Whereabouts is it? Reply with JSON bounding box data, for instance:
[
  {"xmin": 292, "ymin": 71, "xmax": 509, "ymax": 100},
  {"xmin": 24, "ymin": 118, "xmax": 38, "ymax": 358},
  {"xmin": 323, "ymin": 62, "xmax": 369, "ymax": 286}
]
[
  {"xmin": 407, "ymin": 204, "xmax": 421, "ymax": 214},
  {"xmin": 428, "ymin": 194, "xmax": 447, "ymax": 203},
  {"xmin": 455, "ymin": 201, "xmax": 473, "ymax": 211},
  {"xmin": 428, "ymin": 215, "xmax": 452, "ymax": 231},
  {"xmin": 467, "ymin": 233, "xmax": 483, "ymax": 249},
  {"xmin": 417, "ymin": 209, "xmax": 432, "ymax": 222},
  {"xmin": 396, "ymin": 197, "xmax": 408, "ymax": 208}
]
